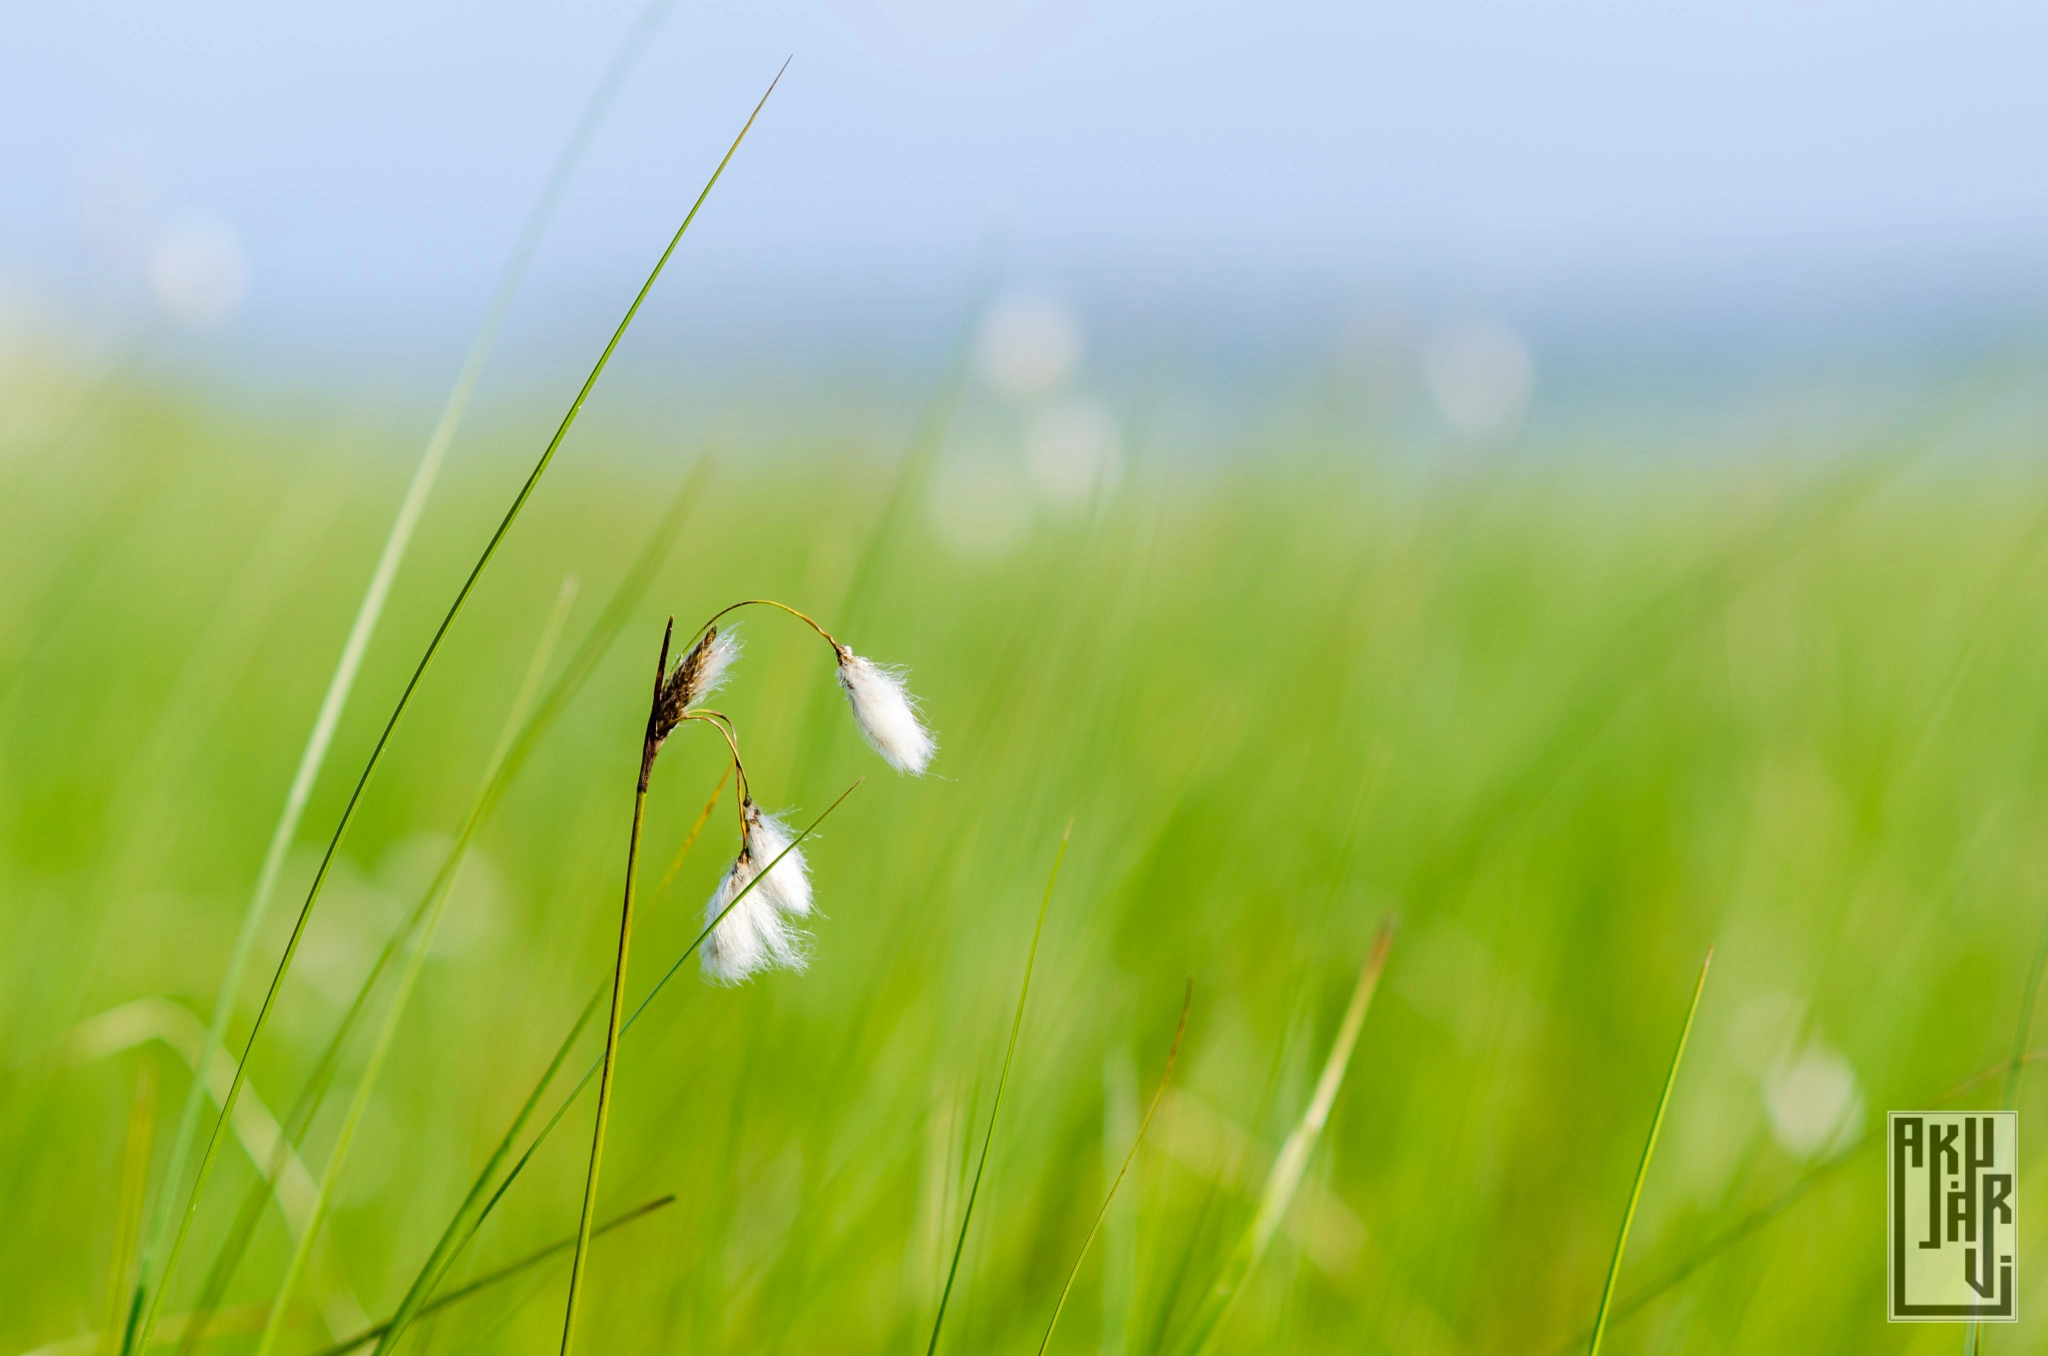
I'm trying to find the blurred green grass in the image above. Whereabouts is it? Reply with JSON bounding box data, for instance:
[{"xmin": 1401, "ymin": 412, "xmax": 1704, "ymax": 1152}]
[{"xmin": 5, "ymin": 373, "xmax": 2048, "ymax": 1354}]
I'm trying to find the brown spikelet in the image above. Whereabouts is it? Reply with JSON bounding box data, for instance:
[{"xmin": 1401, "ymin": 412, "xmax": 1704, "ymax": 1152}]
[{"xmin": 653, "ymin": 626, "xmax": 719, "ymax": 745}]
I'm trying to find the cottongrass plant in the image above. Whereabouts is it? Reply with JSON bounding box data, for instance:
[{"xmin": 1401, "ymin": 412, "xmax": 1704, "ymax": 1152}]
[{"xmin": 559, "ymin": 600, "xmax": 938, "ymax": 1354}]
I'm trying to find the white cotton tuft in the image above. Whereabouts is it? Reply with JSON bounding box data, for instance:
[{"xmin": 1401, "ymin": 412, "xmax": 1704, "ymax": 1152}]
[
  {"xmin": 701, "ymin": 852, "xmax": 804, "ymax": 985},
  {"xmin": 835, "ymin": 647, "xmax": 937, "ymax": 775},
  {"xmin": 654, "ymin": 626, "xmax": 744, "ymax": 747},
  {"xmin": 684, "ymin": 625, "xmax": 741, "ymax": 709},
  {"xmin": 743, "ymin": 801, "xmax": 813, "ymax": 918}
]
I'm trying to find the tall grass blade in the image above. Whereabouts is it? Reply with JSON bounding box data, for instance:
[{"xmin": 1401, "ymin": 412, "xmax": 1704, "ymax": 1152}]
[
  {"xmin": 362, "ymin": 993, "xmax": 604, "ymax": 1356},
  {"xmin": 167, "ymin": 466, "xmax": 708, "ymax": 1355},
  {"xmin": 133, "ymin": 65, "xmax": 778, "ymax": 1350},
  {"xmin": 1583, "ymin": 947, "xmax": 1713, "ymax": 1356},
  {"xmin": 1038, "ymin": 981, "xmax": 1192, "ymax": 1355},
  {"xmin": 1167, "ymin": 919, "xmax": 1395, "ymax": 1356},
  {"xmin": 1545, "ymin": 1036, "xmax": 2048, "ymax": 1352},
  {"xmin": 371, "ymin": 779, "xmax": 858, "ymax": 1355},
  {"xmin": 925, "ymin": 820, "xmax": 1070, "ymax": 1356},
  {"xmin": 118, "ymin": 7, "xmax": 679, "ymax": 1345},
  {"xmin": 250, "ymin": 579, "xmax": 578, "ymax": 1356}
]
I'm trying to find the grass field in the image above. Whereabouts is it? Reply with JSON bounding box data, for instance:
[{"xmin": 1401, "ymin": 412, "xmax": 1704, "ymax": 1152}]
[{"xmin": 5, "ymin": 352, "xmax": 2048, "ymax": 1355}]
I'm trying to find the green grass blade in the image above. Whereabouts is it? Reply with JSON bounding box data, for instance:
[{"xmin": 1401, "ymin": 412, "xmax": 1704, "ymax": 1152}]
[
  {"xmin": 117, "ymin": 3, "xmax": 678, "ymax": 1339},
  {"xmin": 251, "ymin": 579, "xmax": 577, "ymax": 1356},
  {"xmin": 926, "ymin": 821, "xmax": 1070, "ymax": 1356},
  {"xmin": 1038, "ymin": 981, "xmax": 1191, "ymax": 1356},
  {"xmin": 1167, "ymin": 919, "xmax": 1395, "ymax": 1356},
  {"xmin": 362, "ymin": 992, "xmax": 605, "ymax": 1356},
  {"xmin": 1583, "ymin": 947, "xmax": 1713, "ymax": 1356},
  {"xmin": 164, "ymin": 465, "xmax": 706, "ymax": 1355},
  {"xmin": 1547, "ymin": 1033, "xmax": 2048, "ymax": 1352},
  {"xmin": 133, "ymin": 66, "xmax": 776, "ymax": 1349}
]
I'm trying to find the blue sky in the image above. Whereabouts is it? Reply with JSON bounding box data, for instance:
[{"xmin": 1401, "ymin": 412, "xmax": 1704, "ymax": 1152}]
[{"xmin": 5, "ymin": 1, "xmax": 2047, "ymax": 344}]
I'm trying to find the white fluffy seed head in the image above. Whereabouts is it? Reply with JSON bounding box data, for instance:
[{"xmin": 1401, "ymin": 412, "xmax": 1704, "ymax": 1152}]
[
  {"xmin": 689, "ymin": 626, "xmax": 740, "ymax": 707},
  {"xmin": 701, "ymin": 852, "xmax": 805, "ymax": 985},
  {"xmin": 654, "ymin": 626, "xmax": 742, "ymax": 746},
  {"xmin": 835, "ymin": 647, "xmax": 936, "ymax": 775},
  {"xmin": 743, "ymin": 801, "xmax": 813, "ymax": 918}
]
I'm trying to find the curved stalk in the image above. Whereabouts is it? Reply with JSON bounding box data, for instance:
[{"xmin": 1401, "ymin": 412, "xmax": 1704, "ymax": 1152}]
[{"xmin": 690, "ymin": 599, "xmax": 844, "ymax": 656}]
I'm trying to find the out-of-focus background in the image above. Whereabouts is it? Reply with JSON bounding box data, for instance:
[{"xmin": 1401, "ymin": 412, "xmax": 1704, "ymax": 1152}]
[{"xmin": 7, "ymin": 3, "xmax": 2048, "ymax": 1353}]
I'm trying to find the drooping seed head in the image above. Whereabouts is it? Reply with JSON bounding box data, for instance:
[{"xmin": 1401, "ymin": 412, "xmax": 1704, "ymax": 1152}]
[
  {"xmin": 701, "ymin": 849, "xmax": 805, "ymax": 985},
  {"xmin": 835, "ymin": 645, "xmax": 936, "ymax": 775},
  {"xmin": 743, "ymin": 799, "xmax": 813, "ymax": 919}
]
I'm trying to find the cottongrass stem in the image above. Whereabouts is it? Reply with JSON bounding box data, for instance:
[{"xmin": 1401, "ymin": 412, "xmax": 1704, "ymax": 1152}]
[{"xmin": 558, "ymin": 619, "xmax": 674, "ymax": 1356}]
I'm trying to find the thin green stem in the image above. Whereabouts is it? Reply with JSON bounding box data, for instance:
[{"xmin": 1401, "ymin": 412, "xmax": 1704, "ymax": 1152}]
[
  {"xmin": 250, "ymin": 579, "xmax": 577, "ymax": 1356},
  {"xmin": 1038, "ymin": 982, "xmax": 1191, "ymax": 1356},
  {"xmin": 926, "ymin": 821, "xmax": 1070, "ymax": 1356},
  {"xmin": 682, "ymin": 710, "xmax": 750, "ymax": 806},
  {"xmin": 169, "ymin": 465, "xmax": 706, "ymax": 1356},
  {"xmin": 691, "ymin": 598, "xmax": 843, "ymax": 656},
  {"xmin": 365, "ymin": 990, "xmax": 605, "ymax": 1356},
  {"xmin": 558, "ymin": 617, "xmax": 672, "ymax": 1355},
  {"xmin": 1548, "ymin": 1039, "xmax": 2048, "ymax": 1353},
  {"xmin": 1585, "ymin": 948, "xmax": 1713, "ymax": 1356}
]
